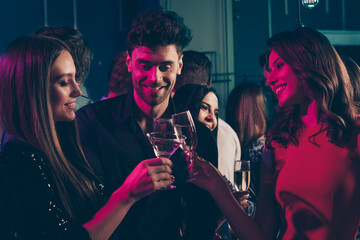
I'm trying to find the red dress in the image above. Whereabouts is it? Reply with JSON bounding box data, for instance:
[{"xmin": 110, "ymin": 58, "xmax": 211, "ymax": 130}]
[{"xmin": 273, "ymin": 123, "xmax": 360, "ymax": 239}]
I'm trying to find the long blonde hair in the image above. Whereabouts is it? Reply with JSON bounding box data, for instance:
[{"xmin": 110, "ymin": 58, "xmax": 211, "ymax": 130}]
[{"xmin": 0, "ymin": 35, "xmax": 99, "ymax": 220}]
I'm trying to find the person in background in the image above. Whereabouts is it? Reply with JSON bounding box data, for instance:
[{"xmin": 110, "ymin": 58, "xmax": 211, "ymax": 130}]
[
  {"xmin": 76, "ymin": 9, "xmax": 220, "ymax": 240},
  {"xmin": 174, "ymin": 50, "xmax": 242, "ymax": 240},
  {"xmin": 174, "ymin": 50, "xmax": 241, "ymax": 184},
  {"xmin": 102, "ymin": 51, "xmax": 132, "ymax": 100},
  {"xmin": 174, "ymin": 50, "xmax": 212, "ymax": 90},
  {"xmin": 341, "ymin": 56, "xmax": 360, "ymax": 112},
  {"xmin": 0, "ymin": 26, "xmax": 95, "ymax": 150},
  {"xmin": 0, "ymin": 35, "xmax": 174, "ymax": 240},
  {"xmin": 174, "ymin": 83, "xmax": 247, "ymax": 240},
  {"xmin": 190, "ymin": 27, "xmax": 360, "ymax": 239},
  {"xmin": 174, "ymin": 83, "xmax": 218, "ymax": 132},
  {"xmin": 226, "ymin": 81, "xmax": 267, "ymax": 218},
  {"xmin": 35, "ymin": 26, "xmax": 93, "ymax": 111}
]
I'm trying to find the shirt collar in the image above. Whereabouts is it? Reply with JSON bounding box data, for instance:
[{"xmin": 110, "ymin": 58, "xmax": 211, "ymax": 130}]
[{"xmin": 122, "ymin": 91, "xmax": 178, "ymax": 122}]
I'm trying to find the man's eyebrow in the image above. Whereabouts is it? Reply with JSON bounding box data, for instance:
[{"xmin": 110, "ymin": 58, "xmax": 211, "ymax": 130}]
[
  {"xmin": 160, "ymin": 61, "xmax": 174, "ymax": 65},
  {"xmin": 136, "ymin": 59, "xmax": 174, "ymax": 65},
  {"xmin": 136, "ymin": 59, "xmax": 151, "ymax": 64}
]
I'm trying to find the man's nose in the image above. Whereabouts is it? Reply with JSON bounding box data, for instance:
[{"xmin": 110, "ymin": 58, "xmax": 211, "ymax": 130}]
[{"xmin": 148, "ymin": 66, "xmax": 161, "ymax": 82}]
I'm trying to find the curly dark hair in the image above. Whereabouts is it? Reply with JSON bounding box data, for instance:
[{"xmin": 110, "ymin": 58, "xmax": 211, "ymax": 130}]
[
  {"xmin": 265, "ymin": 27, "xmax": 357, "ymax": 149},
  {"xmin": 35, "ymin": 26, "xmax": 93, "ymax": 85},
  {"xmin": 126, "ymin": 9, "xmax": 192, "ymax": 56}
]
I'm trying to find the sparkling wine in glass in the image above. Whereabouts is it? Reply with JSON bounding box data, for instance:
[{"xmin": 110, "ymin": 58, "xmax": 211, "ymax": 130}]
[
  {"xmin": 146, "ymin": 132, "xmax": 185, "ymax": 189},
  {"xmin": 234, "ymin": 160, "xmax": 250, "ymax": 192},
  {"xmin": 171, "ymin": 111, "xmax": 197, "ymax": 162}
]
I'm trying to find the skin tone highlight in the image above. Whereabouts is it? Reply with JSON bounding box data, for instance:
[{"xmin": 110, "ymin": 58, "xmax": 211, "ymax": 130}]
[
  {"xmin": 50, "ymin": 50, "xmax": 82, "ymax": 122},
  {"xmin": 198, "ymin": 92, "xmax": 218, "ymax": 131},
  {"xmin": 126, "ymin": 45, "xmax": 183, "ymax": 132}
]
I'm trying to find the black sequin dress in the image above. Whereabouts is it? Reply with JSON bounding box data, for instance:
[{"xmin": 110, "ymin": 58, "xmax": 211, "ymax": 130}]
[{"xmin": 0, "ymin": 139, "xmax": 105, "ymax": 240}]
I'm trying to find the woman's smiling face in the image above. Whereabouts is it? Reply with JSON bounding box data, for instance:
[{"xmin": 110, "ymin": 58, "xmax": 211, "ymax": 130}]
[
  {"xmin": 50, "ymin": 50, "xmax": 82, "ymax": 122},
  {"xmin": 266, "ymin": 50, "xmax": 306, "ymax": 107},
  {"xmin": 197, "ymin": 92, "xmax": 218, "ymax": 131}
]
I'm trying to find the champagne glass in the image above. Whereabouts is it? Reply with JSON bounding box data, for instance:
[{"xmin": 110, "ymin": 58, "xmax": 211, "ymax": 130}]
[
  {"xmin": 234, "ymin": 160, "xmax": 250, "ymax": 192},
  {"xmin": 146, "ymin": 132, "xmax": 185, "ymax": 189},
  {"xmin": 171, "ymin": 111, "xmax": 197, "ymax": 162}
]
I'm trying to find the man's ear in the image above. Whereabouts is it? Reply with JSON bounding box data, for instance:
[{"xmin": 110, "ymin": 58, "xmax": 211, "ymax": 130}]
[
  {"xmin": 126, "ymin": 51, "xmax": 132, "ymax": 72},
  {"xmin": 177, "ymin": 54, "xmax": 183, "ymax": 75}
]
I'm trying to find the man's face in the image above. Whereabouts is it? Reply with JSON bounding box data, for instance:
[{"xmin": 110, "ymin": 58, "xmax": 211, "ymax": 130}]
[{"xmin": 126, "ymin": 45, "xmax": 183, "ymax": 108}]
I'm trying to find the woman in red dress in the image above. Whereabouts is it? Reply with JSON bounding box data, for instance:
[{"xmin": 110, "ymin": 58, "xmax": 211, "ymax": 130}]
[{"xmin": 191, "ymin": 27, "xmax": 360, "ymax": 240}]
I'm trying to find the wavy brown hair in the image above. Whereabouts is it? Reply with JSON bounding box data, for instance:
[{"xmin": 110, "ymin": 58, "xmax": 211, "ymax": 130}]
[
  {"xmin": 0, "ymin": 36, "xmax": 99, "ymax": 220},
  {"xmin": 265, "ymin": 27, "xmax": 357, "ymax": 149},
  {"xmin": 226, "ymin": 82, "xmax": 267, "ymax": 148},
  {"xmin": 341, "ymin": 56, "xmax": 360, "ymax": 111}
]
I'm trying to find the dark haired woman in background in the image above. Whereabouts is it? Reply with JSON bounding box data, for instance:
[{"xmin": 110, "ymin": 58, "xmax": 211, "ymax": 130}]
[{"xmin": 174, "ymin": 83, "xmax": 246, "ymax": 239}]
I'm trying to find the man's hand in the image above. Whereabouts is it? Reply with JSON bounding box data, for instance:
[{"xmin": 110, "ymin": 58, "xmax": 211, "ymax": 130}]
[{"xmin": 122, "ymin": 158, "xmax": 174, "ymax": 201}]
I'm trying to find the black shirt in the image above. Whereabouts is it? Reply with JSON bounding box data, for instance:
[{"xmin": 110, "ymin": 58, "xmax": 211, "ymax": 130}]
[{"xmin": 76, "ymin": 92, "xmax": 219, "ymax": 240}]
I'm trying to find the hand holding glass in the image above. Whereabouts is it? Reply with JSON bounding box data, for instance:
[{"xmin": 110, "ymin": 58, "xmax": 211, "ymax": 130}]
[{"xmin": 147, "ymin": 118, "xmax": 185, "ymax": 189}]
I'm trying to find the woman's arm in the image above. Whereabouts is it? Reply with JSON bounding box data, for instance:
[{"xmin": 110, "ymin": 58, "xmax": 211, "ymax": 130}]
[
  {"xmin": 83, "ymin": 158, "xmax": 174, "ymax": 240},
  {"xmin": 191, "ymin": 149, "xmax": 279, "ymax": 240}
]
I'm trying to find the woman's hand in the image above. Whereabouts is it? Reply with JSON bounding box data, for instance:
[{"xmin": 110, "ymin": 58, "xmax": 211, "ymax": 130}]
[
  {"xmin": 122, "ymin": 158, "xmax": 174, "ymax": 201},
  {"xmin": 189, "ymin": 154, "xmax": 250, "ymax": 209},
  {"xmin": 84, "ymin": 158, "xmax": 173, "ymax": 240},
  {"xmin": 188, "ymin": 154, "xmax": 228, "ymax": 193},
  {"xmin": 233, "ymin": 191, "xmax": 249, "ymax": 210}
]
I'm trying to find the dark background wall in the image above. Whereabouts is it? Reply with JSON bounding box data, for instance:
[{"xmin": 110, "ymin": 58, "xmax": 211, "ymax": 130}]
[
  {"xmin": 233, "ymin": 0, "xmax": 360, "ymax": 87},
  {"xmin": 0, "ymin": 0, "xmax": 159, "ymax": 101},
  {"xmin": 1, "ymin": 0, "xmax": 360, "ymax": 100}
]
